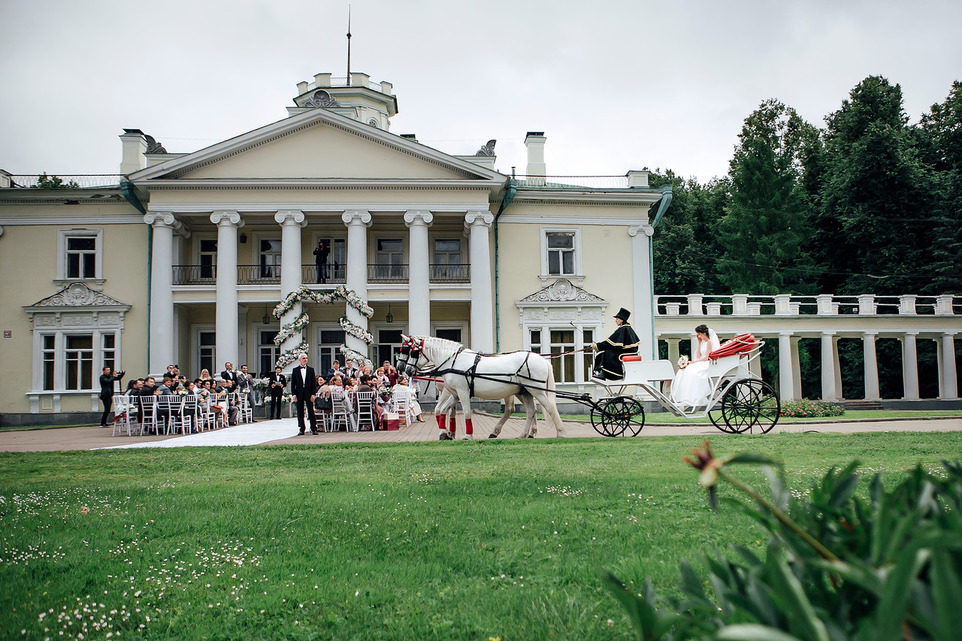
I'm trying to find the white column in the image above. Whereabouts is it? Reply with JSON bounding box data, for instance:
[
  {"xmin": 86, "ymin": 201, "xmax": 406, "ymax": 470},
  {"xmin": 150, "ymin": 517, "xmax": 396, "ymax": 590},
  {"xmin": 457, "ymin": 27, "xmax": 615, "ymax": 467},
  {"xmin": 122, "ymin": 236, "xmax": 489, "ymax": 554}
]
[
  {"xmin": 902, "ymin": 332, "xmax": 920, "ymax": 400},
  {"xmin": 342, "ymin": 210, "xmax": 372, "ymax": 359},
  {"xmin": 404, "ymin": 210, "xmax": 433, "ymax": 337},
  {"xmin": 821, "ymin": 332, "xmax": 838, "ymax": 402},
  {"xmin": 274, "ymin": 210, "xmax": 307, "ymax": 369},
  {"xmin": 465, "ymin": 211, "xmax": 494, "ymax": 352},
  {"xmin": 143, "ymin": 212, "xmax": 182, "ymax": 376},
  {"xmin": 940, "ymin": 333, "xmax": 958, "ymax": 399},
  {"xmin": 210, "ymin": 211, "xmax": 244, "ymax": 371},
  {"xmin": 666, "ymin": 338, "xmax": 680, "ymax": 364},
  {"xmin": 791, "ymin": 338, "xmax": 802, "ymax": 400},
  {"xmin": 628, "ymin": 224, "xmax": 655, "ymax": 359},
  {"xmin": 862, "ymin": 331, "xmax": 880, "ymax": 400},
  {"xmin": 778, "ymin": 332, "xmax": 795, "ymax": 402}
]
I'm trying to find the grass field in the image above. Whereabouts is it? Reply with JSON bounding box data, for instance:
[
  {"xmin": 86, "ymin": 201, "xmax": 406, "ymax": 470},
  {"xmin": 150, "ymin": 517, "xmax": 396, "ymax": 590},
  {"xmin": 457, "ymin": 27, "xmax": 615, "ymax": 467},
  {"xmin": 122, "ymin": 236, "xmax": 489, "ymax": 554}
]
[{"xmin": 2, "ymin": 432, "xmax": 959, "ymax": 640}]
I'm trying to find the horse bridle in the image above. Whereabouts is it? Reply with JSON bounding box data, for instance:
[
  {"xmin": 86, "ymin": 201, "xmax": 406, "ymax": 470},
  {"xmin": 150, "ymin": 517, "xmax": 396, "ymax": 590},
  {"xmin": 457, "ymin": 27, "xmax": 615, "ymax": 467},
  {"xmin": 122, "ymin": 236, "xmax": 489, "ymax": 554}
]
[{"xmin": 397, "ymin": 336, "xmax": 426, "ymax": 377}]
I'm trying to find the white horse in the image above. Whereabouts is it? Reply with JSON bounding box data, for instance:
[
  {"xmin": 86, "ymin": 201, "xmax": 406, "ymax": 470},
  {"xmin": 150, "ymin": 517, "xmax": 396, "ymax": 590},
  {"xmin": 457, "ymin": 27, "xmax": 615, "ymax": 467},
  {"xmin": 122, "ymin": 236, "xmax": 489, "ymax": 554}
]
[{"xmin": 398, "ymin": 335, "xmax": 566, "ymax": 439}]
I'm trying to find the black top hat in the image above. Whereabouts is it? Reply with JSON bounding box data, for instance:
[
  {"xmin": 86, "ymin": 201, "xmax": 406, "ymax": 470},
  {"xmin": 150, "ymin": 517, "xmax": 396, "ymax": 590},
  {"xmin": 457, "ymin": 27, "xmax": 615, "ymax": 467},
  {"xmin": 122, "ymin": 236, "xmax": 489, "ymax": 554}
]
[{"xmin": 614, "ymin": 308, "xmax": 631, "ymax": 322}]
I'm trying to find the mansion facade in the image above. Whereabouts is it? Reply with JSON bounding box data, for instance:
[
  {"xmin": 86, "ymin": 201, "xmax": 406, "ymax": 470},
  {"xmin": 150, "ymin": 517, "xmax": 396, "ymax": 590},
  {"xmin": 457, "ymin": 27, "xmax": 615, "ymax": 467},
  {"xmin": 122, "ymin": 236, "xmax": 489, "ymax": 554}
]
[
  {"xmin": 0, "ymin": 72, "xmax": 666, "ymax": 425},
  {"xmin": 1, "ymin": 72, "xmax": 958, "ymax": 426}
]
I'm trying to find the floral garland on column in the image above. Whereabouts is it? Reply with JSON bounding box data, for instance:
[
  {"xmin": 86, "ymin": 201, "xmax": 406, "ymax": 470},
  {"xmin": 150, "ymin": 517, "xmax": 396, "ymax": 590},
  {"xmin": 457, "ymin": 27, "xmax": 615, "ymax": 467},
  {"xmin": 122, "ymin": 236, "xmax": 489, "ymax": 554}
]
[{"xmin": 272, "ymin": 285, "xmax": 375, "ymax": 369}]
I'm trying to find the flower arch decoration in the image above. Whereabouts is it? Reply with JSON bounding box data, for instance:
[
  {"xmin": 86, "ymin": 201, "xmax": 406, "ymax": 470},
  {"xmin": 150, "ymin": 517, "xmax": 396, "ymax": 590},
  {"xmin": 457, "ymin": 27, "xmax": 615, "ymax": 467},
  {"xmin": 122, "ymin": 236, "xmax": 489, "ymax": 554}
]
[{"xmin": 272, "ymin": 285, "xmax": 375, "ymax": 369}]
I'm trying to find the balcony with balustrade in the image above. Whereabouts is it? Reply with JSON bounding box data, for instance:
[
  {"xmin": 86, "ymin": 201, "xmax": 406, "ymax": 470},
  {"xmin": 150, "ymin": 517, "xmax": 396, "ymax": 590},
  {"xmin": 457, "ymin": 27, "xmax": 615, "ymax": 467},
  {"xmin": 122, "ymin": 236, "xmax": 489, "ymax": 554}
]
[{"xmin": 172, "ymin": 263, "xmax": 470, "ymax": 286}]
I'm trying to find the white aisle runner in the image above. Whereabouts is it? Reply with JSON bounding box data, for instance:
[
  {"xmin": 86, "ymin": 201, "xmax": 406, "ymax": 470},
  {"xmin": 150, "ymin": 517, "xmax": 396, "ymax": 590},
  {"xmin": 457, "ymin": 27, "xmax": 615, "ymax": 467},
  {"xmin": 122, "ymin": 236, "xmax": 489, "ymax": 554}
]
[{"xmin": 101, "ymin": 418, "xmax": 299, "ymax": 449}]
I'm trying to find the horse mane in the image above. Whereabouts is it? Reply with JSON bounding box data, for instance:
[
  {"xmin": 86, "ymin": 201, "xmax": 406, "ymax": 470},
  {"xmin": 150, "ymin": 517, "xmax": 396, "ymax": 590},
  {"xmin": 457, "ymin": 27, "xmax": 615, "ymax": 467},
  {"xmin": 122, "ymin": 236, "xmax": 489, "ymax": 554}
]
[{"xmin": 416, "ymin": 335, "xmax": 465, "ymax": 352}]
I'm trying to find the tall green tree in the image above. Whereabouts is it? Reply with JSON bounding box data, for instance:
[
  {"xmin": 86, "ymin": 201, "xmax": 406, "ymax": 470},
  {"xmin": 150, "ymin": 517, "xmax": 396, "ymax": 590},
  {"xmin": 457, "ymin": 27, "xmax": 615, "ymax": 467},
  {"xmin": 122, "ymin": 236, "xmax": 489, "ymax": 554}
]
[
  {"xmin": 918, "ymin": 81, "xmax": 962, "ymax": 293},
  {"xmin": 715, "ymin": 99, "xmax": 818, "ymax": 294},
  {"xmin": 650, "ymin": 170, "xmax": 727, "ymax": 295},
  {"xmin": 814, "ymin": 76, "xmax": 934, "ymax": 294}
]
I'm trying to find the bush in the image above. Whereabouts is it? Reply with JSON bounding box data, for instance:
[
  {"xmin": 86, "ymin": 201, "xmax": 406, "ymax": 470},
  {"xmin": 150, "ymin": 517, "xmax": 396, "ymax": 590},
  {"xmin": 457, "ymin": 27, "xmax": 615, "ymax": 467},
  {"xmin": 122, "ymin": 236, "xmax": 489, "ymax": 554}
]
[
  {"xmin": 780, "ymin": 398, "xmax": 846, "ymax": 418},
  {"xmin": 605, "ymin": 442, "xmax": 962, "ymax": 640}
]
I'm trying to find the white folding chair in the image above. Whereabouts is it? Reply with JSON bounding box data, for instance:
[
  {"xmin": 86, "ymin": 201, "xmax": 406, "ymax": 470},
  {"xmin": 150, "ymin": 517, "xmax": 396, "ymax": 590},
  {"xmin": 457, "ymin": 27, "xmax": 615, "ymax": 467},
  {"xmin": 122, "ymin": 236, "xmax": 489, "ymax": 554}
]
[
  {"xmin": 238, "ymin": 393, "xmax": 253, "ymax": 424},
  {"xmin": 392, "ymin": 386, "xmax": 415, "ymax": 427},
  {"xmin": 139, "ymin": 395, "xmax": 160, "ymax": 435},
  {"xmin": 179, "ymin": 394, "xmax": 199, "ymax": 434},
  {"xmin": 354, "ymin": 391, "xmax": 376, "ymax": 431},
  {"xmin": 197, "ymin": 397, "xmax": 216, "ymax": 431},
  {"xmin": 111, "ymin": 394, "xmax": 135, "ymax": 436},
  {"xmin": 330, "ymin": 387, "xmax": 352, "ymax": 432},
  {"xmin": 154, "ymin": 395, "xmax": 181, "ymax": 435}
]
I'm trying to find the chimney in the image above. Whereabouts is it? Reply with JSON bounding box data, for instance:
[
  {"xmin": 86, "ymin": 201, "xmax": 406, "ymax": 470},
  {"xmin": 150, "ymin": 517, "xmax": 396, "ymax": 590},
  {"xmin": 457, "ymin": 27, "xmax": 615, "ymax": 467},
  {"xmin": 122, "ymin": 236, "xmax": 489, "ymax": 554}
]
[
  {"xmin": 524, "ymin": 132, "xmax": 546, "ymax": 186},
  {"xmin": 120, "ymin": 129, "xmax": 147, "ymax": 175},
  {"xmin": 626, "ymin": 170, "xmax": 649, "ymax": 188}
]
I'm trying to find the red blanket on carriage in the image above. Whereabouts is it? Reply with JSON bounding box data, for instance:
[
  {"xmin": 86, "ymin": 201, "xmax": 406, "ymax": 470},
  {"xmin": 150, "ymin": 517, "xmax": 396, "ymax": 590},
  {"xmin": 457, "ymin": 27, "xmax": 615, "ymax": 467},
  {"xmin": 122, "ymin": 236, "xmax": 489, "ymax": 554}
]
[{"xmin": 708, "ymin": 333, "xmax": 757, "ymax": 361}]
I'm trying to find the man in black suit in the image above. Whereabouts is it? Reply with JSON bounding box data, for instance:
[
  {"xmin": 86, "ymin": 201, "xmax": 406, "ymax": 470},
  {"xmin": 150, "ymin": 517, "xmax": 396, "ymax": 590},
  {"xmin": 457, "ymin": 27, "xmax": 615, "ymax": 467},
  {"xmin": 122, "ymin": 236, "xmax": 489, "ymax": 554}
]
[
  {"xmin": 99, "ymin": 367, "xmax": 125, "ymax": 427},
  {"xmin": 221, "ymin": 362, "xmax": 237, "ymax": 391},
  {"xmin": 267, "ymin": 366, "xmax": 286, "ymax": 420},
  {"xmin": 290, "ymin": 353, "xmax": 318, "ymax": 435}
]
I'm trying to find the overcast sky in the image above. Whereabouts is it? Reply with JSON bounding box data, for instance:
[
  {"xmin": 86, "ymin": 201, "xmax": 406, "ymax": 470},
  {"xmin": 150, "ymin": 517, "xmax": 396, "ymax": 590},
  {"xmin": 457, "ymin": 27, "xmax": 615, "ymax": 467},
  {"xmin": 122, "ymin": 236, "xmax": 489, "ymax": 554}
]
[{"xmin": 1, "ymin": 0, "xmax": 959, "ymax": 183}]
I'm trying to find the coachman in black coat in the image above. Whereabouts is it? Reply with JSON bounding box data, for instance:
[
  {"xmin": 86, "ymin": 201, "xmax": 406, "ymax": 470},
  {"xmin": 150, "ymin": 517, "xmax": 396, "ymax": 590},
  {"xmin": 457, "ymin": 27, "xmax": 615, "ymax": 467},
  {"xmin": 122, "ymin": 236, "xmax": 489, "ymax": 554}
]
[{"xmin": 593, "ymin": 308, "xmax": 640, "ymax": 380}]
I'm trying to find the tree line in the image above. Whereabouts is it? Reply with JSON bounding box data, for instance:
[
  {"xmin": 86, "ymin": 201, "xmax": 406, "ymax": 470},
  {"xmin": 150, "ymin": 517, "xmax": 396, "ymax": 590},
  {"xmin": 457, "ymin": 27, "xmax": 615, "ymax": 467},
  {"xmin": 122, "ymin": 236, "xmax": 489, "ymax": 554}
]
[{"xmin": 651, "ymin": 76, "xmax": 961, "ymax": 400}]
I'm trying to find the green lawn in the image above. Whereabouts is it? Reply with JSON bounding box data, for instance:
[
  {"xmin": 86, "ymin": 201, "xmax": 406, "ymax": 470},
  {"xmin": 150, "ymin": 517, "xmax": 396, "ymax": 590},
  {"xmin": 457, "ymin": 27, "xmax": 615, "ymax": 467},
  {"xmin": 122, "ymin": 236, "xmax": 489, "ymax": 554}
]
[{"xmin": 1, "ymin": 433, "xmax": 959, "ymax": 640}]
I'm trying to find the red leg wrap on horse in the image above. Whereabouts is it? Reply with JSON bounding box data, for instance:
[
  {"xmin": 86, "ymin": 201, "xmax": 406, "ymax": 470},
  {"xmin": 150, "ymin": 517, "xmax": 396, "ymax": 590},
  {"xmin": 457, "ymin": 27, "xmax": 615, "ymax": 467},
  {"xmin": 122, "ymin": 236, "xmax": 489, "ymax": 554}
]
[
  {"xmin": 465, "ymin": 418, "xmax": 473, "ymax": 435},
  {"xmin": 436, "ymin": 415, "xmax": 445, "ymax": 430},
  {"xmin": 448, "ymin": 416, "xmax": 457, "ymax": 432}
]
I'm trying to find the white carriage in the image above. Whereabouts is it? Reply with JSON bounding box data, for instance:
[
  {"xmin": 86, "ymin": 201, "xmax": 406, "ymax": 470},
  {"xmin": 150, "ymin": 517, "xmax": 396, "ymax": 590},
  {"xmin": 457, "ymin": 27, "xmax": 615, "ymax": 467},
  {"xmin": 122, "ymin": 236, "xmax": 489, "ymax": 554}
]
[{"xmin": 587, "ymin": 339, "xmax": 780, "ymax": 437}]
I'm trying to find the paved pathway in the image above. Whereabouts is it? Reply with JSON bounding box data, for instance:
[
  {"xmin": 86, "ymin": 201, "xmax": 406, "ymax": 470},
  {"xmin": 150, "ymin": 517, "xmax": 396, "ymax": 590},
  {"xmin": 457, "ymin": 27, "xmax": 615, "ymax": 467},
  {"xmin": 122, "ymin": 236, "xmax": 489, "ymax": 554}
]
[{"xmin": 1, "ymin": 414, "xmax": 961, "ymax": 452}]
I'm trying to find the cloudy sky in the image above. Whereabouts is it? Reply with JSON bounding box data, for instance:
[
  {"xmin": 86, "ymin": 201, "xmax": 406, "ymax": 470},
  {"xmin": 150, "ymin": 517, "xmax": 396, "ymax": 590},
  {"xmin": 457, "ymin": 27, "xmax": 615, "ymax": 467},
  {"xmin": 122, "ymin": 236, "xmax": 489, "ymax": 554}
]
[{"xmin": 1, "ymin": 0, "xmax": 959, "ymax": 183}]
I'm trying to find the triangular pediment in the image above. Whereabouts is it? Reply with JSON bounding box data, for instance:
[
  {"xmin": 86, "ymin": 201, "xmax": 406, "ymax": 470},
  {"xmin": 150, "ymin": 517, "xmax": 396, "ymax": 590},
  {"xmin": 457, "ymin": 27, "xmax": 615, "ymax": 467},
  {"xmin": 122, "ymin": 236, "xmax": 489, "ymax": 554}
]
[
  {"xmin": 129, "ymin": 108, "xmax": 506, "ymax": 185},
  {"xmin": 25, "ymin": 282, "xmax": 130, "ymax": 311},
  {"xmin": 517, "ymin": 279, "xmax": 606, "ymax": 305}
]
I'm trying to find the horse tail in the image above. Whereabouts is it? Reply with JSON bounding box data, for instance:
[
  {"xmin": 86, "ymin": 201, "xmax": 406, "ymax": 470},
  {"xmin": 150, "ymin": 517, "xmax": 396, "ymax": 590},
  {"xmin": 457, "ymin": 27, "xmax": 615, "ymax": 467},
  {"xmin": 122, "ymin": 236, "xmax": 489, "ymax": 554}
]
[{"xmin": 541, "ymin": 356, "xmax": 566, "ymax": 437}]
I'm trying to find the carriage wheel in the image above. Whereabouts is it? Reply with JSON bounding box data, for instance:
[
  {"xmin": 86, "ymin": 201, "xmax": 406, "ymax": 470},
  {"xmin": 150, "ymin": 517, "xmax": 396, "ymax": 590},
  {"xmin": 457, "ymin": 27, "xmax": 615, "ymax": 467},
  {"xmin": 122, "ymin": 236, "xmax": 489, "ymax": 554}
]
[
  {"xmin": 590, "ymin": 396, "xmax": 645, "ymax": 437},
  {"xmin": 720, "ymin": 379, "xmax": 780, "ymax": 434}
]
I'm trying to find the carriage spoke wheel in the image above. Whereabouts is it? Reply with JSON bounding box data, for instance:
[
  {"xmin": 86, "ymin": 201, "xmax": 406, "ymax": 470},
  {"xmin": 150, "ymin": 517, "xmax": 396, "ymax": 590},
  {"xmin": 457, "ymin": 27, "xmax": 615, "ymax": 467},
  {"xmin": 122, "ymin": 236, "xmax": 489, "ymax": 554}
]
[
  {"xmin": 591, "ymin": 396, "xmax": 645, "ymax": 437},
  {"xmin": 720, "ymin": 379, "xmax": 780, "ymax": 434}
]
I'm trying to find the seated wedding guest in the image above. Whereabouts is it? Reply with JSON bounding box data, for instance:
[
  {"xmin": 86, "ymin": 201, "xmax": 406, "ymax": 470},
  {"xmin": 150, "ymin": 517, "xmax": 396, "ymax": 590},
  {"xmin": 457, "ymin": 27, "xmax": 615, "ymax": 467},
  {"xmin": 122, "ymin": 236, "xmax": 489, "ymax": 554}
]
[
  {"xmin": 343, "ymin": 359, "xmax": 358, "ymax": 380},
  {"xmin": 670, "ymin": 324, "xmax": 722, "ymax": 409},
  {"xmin": 394, "ymin": 376, "xmax": 424, "ymax": 422},
  {"xmin": 325, "ymin": 360, "xmax": 343, "ymax": 379},
  {"xmin": 124, "ymin": 378, "xmax": 143, "ymax": 396},
  {"xmin": 313, "ymin": 375, "xmax": 334, "ymax": 421},
  {"xmin": 199, "ymin": 368, "xmax": 212, "ymax": 383},
  {"xmin": 376, "ymin": 367, "xmax": 390, "ymax": 388},
  {"xmin": 383, "ymin": 361, "xmax": 399, "ymax": 387}
]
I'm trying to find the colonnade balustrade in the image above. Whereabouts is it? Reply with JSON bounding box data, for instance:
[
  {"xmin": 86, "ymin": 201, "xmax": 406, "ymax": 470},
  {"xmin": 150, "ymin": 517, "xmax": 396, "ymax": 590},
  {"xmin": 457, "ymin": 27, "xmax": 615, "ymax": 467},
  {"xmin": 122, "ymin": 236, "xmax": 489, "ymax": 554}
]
[
  {"xmin": 655, "ymin": 294, "xmax": 961, "ymax": 403},
  {"xmin": 145, "ymin": 209, "xmax": 493, "ymax": 372}
]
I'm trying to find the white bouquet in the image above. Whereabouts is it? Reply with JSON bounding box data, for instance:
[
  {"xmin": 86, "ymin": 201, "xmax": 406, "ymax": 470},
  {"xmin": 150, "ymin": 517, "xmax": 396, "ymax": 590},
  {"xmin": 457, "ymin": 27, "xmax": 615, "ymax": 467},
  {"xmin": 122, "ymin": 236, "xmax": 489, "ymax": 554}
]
[{"xmin": 677, "ymin": 355, "xmax": 690, "ymax": 369}]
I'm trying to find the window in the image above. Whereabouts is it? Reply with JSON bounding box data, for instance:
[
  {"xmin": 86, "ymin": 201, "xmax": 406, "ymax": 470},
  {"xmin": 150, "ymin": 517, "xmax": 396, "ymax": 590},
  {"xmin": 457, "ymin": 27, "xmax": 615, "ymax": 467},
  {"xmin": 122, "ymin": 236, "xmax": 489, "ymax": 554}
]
[
  {"xmin": 67, "ymin": 238, "xmax": 97, "ymax": 279},
  {"xmin": 435, "ymin": 328, "xmax": 462, "ymax": 343},
  {"xmin": 582, "ymin": 328, "xmax": 595, "ymax": 381},
  {"xmin": 378, "ymin": 329, "xmax": 404, "ymax": 368},
  {"xmin": 200, "ymin": 238, "xmax": 217, "ymax": 279},
  {"xmin": 65, "ymin": 335, "xmax": 94, "ymax": 390},
  {"xmin": 433, "ymin": 239, "xmax": 463, "ymax": 280},
  {"xmin": 198, "ymin": 331, "xmax": 215, "ymax": 375},
  {"xmin": 549, "ymin": 330, "xmax": 576, "ymax": 383},
  {"xmin": 42, "ymin": 335, "xmax": 56, "ymax": 391},
  {"xmin": 36, "ymin": 331, "xmax": 118, "ymax": 392},
  {"xmin": 103, "ymin": 334, "xmax": 116, "ymax": 373},
  {"xmin": 258, "ymin": 330, "xmax": 279, "ymax": 377},
  {"xmin": 319, "ymin": 329, "xmax": 346, "ymax": 375},
  {"xmin": 58, "ymin": 229, "xmax": 103, "ymax": 281},
  {"xmin": 546, "ymin": 232, "xmax": 576, "ymax": 276},
  {"xmin": 259, "ymin": 239, "xmax": 282, "ymax": 279},
  {"xmin": 375, "ymin": 239, "xmax": 405, "ymax": 279}
]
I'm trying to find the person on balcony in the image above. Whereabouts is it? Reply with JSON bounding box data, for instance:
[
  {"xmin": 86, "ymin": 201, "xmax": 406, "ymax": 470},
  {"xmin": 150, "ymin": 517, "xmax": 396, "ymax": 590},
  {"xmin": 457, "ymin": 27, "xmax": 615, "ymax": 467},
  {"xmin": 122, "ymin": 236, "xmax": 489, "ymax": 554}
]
[
  {"xmin": 313, "ymin": 239, "xmax": 331, "ymax": 283},
  {"xmin": 670, "ymin": 324, "xmax": 722, "ymax": 409},
  {"xmin": 592, "ymin": 308, "xmax": 641, "ymax": 380}
]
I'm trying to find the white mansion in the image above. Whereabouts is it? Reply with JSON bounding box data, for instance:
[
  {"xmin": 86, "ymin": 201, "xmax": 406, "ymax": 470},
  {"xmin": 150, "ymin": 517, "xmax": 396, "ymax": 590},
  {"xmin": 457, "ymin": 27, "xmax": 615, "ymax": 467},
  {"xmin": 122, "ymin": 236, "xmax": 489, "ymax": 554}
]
[{"xmin": 0, "ymin": 71, "xmax": 958, "ymax": 425}]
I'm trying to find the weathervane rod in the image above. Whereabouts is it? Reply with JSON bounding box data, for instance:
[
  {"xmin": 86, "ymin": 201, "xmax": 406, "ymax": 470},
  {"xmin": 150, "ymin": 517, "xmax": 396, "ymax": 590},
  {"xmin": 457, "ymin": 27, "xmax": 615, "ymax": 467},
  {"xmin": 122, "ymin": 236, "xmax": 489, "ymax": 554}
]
[{"xmin": 346, "ymin": 5, "xmax": 352, "ymax": 86}]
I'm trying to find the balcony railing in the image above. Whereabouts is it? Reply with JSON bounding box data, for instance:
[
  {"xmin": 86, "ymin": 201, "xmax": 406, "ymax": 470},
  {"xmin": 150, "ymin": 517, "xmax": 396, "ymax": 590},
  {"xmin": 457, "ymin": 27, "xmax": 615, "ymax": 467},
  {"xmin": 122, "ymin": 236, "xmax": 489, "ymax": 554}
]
[
  {"xmin": 430, "ymin": 263, "xmax": 470, "ymax": 282},
  {"xmin": 172, "ymin": 264, "xmax": 471, "ymax": 286},
  {"xmin": 654, "ymin": 294, "xmax": 959, "ymax": 317}
]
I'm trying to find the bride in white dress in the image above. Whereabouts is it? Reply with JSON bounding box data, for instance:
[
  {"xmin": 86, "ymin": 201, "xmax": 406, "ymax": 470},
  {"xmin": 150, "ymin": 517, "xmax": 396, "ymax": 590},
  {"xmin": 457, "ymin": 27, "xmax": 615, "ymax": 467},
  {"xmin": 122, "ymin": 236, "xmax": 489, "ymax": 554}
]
[{"xmin": 670, "ymin": 324, "xmax": 721, "ymax": 408}]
